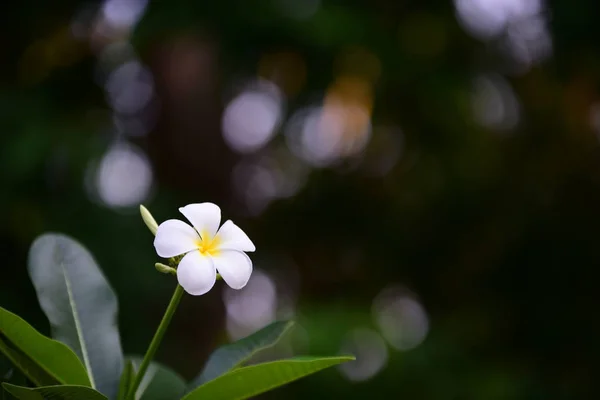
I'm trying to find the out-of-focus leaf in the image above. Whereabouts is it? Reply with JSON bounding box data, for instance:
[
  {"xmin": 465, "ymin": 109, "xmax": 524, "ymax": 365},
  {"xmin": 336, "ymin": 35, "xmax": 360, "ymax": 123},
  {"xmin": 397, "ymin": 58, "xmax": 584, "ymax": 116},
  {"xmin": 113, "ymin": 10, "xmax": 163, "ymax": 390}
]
[
  {"xmin": 2, "ymin": 383, "xmax": 107, "ymax": 400},
  {"xmin": 128, "ymin": 357, "xmax": 186, "ymax": 400},
  {"xmin": 116, "ymin": 361, "xmax": 133, "ymax": 400},
  {"xmin": 182, "ymin": 356, "xmax": 355, "ymax": 400},
  {"xmin": 189, "ymin": 320, "xmax": 294, "ymax": 388},
  {"xmin": 28, "ymin": 233, "xmax": 124, "ymax": 399},
  {"xmin": 0, "ymin": 307, "xmax": 90, "ymax": 387}
]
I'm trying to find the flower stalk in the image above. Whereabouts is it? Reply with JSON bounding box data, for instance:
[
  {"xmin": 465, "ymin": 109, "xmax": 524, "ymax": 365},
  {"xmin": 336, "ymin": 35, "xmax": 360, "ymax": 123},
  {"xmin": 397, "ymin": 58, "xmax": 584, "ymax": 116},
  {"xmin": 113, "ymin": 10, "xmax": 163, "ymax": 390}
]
[{"xmin": 127, "ymin": 284, "xmax": 185, "ymax": 400}]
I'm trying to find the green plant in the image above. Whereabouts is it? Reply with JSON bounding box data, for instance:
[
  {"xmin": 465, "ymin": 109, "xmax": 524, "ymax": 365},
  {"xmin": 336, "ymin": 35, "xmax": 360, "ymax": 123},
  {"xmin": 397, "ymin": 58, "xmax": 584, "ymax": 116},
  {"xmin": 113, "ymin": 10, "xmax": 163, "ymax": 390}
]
[{"xmin": 0, "ymin": 204, "xmax": 353, "ymax": 400}]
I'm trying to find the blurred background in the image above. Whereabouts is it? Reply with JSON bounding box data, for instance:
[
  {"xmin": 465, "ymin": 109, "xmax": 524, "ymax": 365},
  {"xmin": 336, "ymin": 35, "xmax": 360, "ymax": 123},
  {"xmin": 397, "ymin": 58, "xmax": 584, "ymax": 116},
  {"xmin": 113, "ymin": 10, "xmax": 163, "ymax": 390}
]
[{"xmin": 1, "ymin": 0, "xmax": 599, "ymax": 398}]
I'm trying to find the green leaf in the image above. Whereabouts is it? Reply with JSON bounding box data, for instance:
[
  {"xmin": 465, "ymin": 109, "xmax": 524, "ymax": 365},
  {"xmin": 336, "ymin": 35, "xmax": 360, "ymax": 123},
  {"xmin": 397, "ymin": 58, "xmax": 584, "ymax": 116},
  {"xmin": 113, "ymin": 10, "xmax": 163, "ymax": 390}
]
[
  {"xmin": 116, "ymin": 361, "xmax": 133, "ymax": 400},
  {"xmin": 182, "ymin": 356, "xmax": 355, "ymax": 400},
  {"xmin": 2, "ymin": 383, "xmax": 107, "ymax": 400},
  {"xmin": 127, "ymin": 357, "xmax": 186, "ymax": 400},
  {"xmin": 1, "ymin": 352, "xmax": 25, "ymax": 400},
  {"xmin": 28, "ymin": 233, "xmax": 124, "ymax": 398},
  {"xmin": 190, "ymin": 321, "xmax": 294, "ymax": 388},
  {"xmin": 0, "ymin": 307, "xmax": 91, "ymax": 387},
  {"xmin": 0, "ymin": 354, "xmax": 12, "ymax": 380},
  {"xmin": 0, "ymin": 336, "xmax": 56, "ymax": 386}
]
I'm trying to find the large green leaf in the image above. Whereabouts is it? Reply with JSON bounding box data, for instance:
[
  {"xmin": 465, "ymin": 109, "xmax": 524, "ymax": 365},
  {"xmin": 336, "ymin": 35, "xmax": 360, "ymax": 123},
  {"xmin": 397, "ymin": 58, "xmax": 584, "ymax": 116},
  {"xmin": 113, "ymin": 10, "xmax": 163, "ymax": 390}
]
[
  {"xmin": 0, "ymin": 354, "xmax": 10, "ymax": 378},
  {"xmin": 0, "ymin": 353, "xmax": 16, "ymax": 382},
  {"xmin": 1, "ymin": 352, "xmax": 25, "ymax": 400},
  {"xmin": 182, "ymin": 356, "xmax": 355, "ymax": 400},
  {"xmin": 0, "ymin": 336, "xmax": 56, "ymax": 386},
  {"xmin": 28, "ymin": 234, "xmax": 124, "ymax": 398},
  {"xmin": 128, "ymin": 357, "xmax": 186, "ymax": 400},
  {"xmin": 2, "ymin": 383, "xmax": 107, "ymax": 400},
  {"xmin": 190, "ymin": 320, "xmax": 294, "ymax": 388},
  {"xmin": 0, "ymin": 307, "xmax": 90, "ymax": 387}
]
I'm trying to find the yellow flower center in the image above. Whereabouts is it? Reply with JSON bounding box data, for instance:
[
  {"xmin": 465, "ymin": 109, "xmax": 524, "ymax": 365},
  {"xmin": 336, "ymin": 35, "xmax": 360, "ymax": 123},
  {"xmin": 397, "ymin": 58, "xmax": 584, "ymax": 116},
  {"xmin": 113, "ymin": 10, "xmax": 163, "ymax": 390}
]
[{"xmin": 196, "ymin": 231, "xmax": 221, "ymax": 256}]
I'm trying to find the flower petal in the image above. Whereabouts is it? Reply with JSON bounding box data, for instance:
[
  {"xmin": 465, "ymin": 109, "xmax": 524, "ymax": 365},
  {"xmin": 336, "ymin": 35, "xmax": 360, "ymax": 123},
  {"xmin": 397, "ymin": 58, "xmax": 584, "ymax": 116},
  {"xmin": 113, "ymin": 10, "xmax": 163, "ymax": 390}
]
[
  {"xmin": 154, "ymin": 219, "xmax": 199, "ymax": 258},
  {"xmin": 216, "ymin": 220, "xmax": 256, "ymax": 252},
  {"xmin": 177, "ymin": 251, "xmax": 216, "ymax": 296},
  {"xmin": 179, "ymin": 203, "xmax": 221, "ymax": 240},
  {"xmin": 212, "ymin": 250, "xmax": 253, "ymax": 290}
]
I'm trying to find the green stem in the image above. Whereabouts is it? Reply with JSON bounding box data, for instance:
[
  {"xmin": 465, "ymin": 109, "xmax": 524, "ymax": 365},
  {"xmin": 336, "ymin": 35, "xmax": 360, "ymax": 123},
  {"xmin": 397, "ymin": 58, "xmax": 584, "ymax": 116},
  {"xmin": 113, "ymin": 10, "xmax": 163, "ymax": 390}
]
[{"xmin": 127, "ymin": 284, "xmax": 185, "ymax": 400}]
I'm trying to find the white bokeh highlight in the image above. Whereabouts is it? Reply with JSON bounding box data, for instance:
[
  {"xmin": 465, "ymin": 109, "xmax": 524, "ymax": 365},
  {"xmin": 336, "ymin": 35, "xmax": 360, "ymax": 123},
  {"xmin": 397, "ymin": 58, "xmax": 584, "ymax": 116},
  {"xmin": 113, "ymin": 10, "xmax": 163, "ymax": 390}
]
[
  {"xmin": 471, "ymin": 74, "xmax": 520, "ymax": 132},
  {"xmin": 455, "ymin": 0, "xmax": 543, "ymax": 39},
  {"xmin": 285, "ymin": 105, "xmax": 371, "ymax": 167},
  {"xmin": 339, "ymin": 328, "xmax": 388, "ymax": 382},
  {"xmin": 222, "ymin": 81, "xmax": 284, "ymax": 153},
  {"xmin": 232, "ymin": 152, "xmax": 308, "ymax": 215},
  {"xmin": 91, "ymin": 143, "xmax": 153, "ymax": 208},
  {"xmin": 105, "ymin": 61, "xmax": 155, "ymax": 115},
  {"xmin": 372, "ymin": 287, "xmax": 429, "ymax": 351},
  {"xmin": 224, "ymin": 269, "xmax": 278, "ymax": 340},
  {"xmin": 102, "ymin": 0, "xmax": 148, "ymax": 31},
  {"xmin": 454, "ymin": 0, "xmax": 551, "ymax": 69}
]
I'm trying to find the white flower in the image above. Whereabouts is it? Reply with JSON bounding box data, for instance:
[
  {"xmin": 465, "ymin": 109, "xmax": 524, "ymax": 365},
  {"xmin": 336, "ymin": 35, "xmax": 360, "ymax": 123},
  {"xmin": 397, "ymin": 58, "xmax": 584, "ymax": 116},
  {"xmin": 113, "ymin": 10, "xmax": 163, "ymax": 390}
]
[{"xmin": 153, "ymin": 203, "xmax": 255, "ymax": 295}]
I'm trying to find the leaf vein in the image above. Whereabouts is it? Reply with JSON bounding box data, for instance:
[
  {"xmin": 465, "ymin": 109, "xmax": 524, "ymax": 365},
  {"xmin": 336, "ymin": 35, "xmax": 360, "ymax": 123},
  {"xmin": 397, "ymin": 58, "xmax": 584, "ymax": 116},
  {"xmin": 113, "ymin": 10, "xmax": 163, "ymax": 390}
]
[{"xmin": 60, "ymin": 259, "xmax": 95, "ymax": 389}]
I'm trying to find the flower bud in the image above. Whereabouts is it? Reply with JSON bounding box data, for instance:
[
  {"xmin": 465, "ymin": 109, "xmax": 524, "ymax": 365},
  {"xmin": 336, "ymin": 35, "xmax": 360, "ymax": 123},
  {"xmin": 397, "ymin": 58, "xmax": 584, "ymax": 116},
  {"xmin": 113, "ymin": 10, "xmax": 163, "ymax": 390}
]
[
  {"xmin": 155, "ymin": 263, "xmax": 177, "ymax": 275},
  {"xmin": 140, "ymin": 205, "xmax": 158, "ymax": 235}
]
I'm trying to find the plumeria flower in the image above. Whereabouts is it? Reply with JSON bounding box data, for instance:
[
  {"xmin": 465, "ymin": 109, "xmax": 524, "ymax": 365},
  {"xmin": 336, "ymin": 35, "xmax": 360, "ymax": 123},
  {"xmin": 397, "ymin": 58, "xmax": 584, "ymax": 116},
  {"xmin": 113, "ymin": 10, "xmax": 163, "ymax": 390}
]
[{"xmin": 154, "ymin": 203, "xmax": 255, "ymax": 295}]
